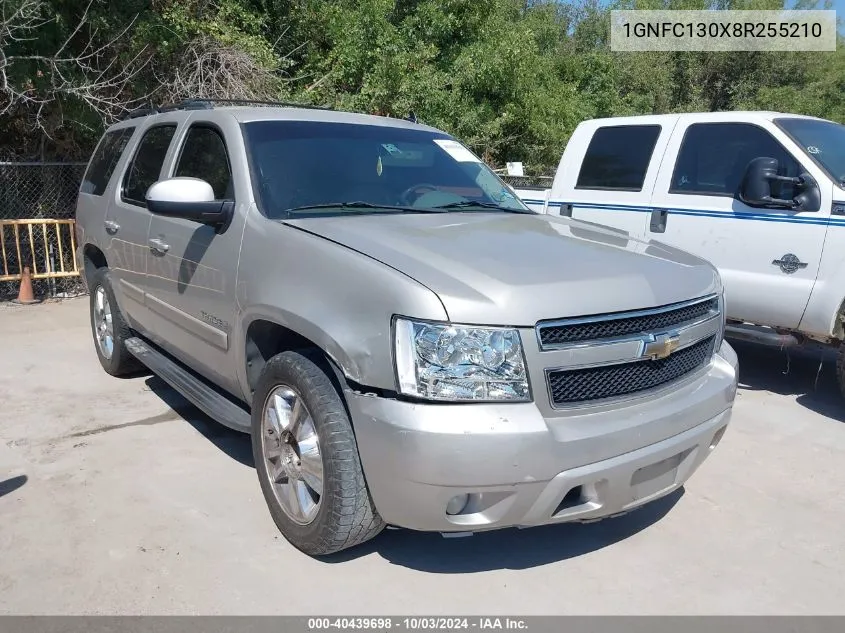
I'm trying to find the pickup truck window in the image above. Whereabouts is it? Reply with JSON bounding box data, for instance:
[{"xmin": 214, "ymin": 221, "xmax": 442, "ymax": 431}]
[
  {"xmin": 670, "ymin": 123, "xmax": 799, "ymax": 200},
  {"xmin": 81, "ymin": 127, "xmax": 135, "ymax": 196},
  {"xmin": 575, "ymin": 125, "xmax": 661, "ymax": 192},
  {"xmin": 122, "ymin": 125, "xmax": 177, "ymax": 207},
  {"xmin": 243, "ymin": 121, "xmax": 527, "ymax": 218},
  {"xmin": 776, "ymin": 117, "xmax": 845, "ymax": 187},
  {"xmin": 174, "ymin": 125, "xmax": 233, "ymax": 200}
]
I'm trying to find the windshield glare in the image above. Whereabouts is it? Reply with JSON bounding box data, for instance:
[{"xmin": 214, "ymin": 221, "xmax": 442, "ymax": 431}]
[
  {"xmin": 776, "ymin": 117, "xmax": 845, "ymax": 185},
  {"xmin": 243, "ymin": 120, "xmax": 529, "ymax": 217}
]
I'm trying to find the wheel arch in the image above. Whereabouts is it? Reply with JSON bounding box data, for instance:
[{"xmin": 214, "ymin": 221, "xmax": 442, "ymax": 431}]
[
  {"xmin": 831, "ymin": 296, "xmax": 845, "ymax": 340},
  {"xmin": 82, "ymin": 243, "xmax": 108, "ymax": 288},
  {"xmin": 241, "ymin": 314, "xmax": 369, "ymax": 405}
]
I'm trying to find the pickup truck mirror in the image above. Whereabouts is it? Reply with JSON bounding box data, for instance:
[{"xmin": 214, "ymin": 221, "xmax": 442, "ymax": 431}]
[
  {"xmin": 145, "ymin": 177, "xmax": 234, "ymax": 228},
  {"xmin": 739, "ymin": 157, "xmax": 821, "ymax": 212}
]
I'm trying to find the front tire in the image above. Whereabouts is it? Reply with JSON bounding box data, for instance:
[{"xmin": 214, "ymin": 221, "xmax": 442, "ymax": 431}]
[
  {"xmin": 88, "ymin": 268, "xmax": 141, "ymax": 377},
  {"xmin": 251, "ymin": 351, "xmax": 385, "ymax": 556}
]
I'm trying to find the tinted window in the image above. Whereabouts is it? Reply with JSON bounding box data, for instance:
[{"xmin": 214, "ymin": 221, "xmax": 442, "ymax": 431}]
[
  {"xmin": 776, "ymin": 117, "xmax": 845, "ymax": 186},
  {"xmin": 122, "ymin": 125, "xmax": 177, "ymax": 205},
  {"xmin": 243, "ymin": 121, "xmax": 529, "ymax": 218},
  {"xmin": 174, "ymin": 126, "xmax": 233, "ymax": 200},
  {"xmin": 576, "ymin": 125, "xmax": 661, "ymax": 191},
  {"xmin": 671, "ymin": 123, "xmax": 800, "ymax": 199},
  {"xmin": 81, "ymin": 127, "xmax": 135, "ymax": 196}
]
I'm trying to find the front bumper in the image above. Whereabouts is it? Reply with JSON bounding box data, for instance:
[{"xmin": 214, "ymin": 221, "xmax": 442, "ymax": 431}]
[{"xmin": 346, "ymin": 341, "xmax": 738, "ymax": 533}]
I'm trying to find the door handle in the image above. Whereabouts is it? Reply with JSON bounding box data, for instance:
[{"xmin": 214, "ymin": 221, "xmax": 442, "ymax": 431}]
[
  {"xmin": 650, "ymin": 208, "xmax": 668, "ymax": 233},
  {"xmin": 148, "ymin": 238, "xmax": 170, "ymax": 254},
  {"xmin": 103, "ymin": 220, "xmax": 120, "ymax": 234}
]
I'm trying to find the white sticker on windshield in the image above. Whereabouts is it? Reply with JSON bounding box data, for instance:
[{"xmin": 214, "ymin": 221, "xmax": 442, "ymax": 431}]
[{"xmin": 434, "ymin": 139, "xmax": 481, "ymax": 163}]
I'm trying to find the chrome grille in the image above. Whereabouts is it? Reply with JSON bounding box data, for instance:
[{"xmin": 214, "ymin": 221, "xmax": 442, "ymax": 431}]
[
  {"xmin": 537, "ymin": 296, "xmax": 719, "ymax": 348},
  {"xmin": 547, "ymin": 335, "xmax": 716, "ymax": 406}
]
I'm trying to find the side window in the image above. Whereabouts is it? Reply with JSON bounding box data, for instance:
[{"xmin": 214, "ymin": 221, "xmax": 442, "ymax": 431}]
[
  {"xmin": 576, "ymin": 125, "xmax": 661, "ymax": 191},
  {"xmin": 670, "ymin": 123, "xmax": 801, "ymax": 200},
  {"xmin": 81, "ymin": 127, "xmax": 135, "ymax": 196},
  {"xmin": 174, "ymin": 126, "xmax": 233, "ymax": 200},
  {"xmin": 122, "ymin": 125, "xmax": 177, "ymax": 206}
]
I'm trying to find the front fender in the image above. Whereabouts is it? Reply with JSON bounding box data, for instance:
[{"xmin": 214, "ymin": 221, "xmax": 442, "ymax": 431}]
[{"xmin": 233, "ymin": 215, "xmax": 448, "ymax": 400}]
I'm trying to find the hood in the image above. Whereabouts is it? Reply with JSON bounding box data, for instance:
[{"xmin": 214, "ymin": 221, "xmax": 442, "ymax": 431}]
[{"xmin": 283, "ymin": 212, "xmax": 721, "ymax": 326}]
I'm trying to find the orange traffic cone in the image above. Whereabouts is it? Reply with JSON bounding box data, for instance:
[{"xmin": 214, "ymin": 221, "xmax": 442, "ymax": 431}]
[{"xmin": 13, "ymin": 266, "xmax": 37, "ymax": 305}]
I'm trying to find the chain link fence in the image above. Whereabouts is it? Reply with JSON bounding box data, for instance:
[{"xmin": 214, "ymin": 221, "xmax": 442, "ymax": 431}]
[
  {"xmin": 500, "ymin": 175, "xmax": 554, "ymax": 190},
  {"xmin": 0, "ymin": 162, "xmax": 88, "ymax": 301}
]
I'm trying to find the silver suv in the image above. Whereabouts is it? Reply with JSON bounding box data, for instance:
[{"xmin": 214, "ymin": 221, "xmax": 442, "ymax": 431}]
[{"xmin": 75, "ymin": 99, "xmax": 739, "ymax": 556}]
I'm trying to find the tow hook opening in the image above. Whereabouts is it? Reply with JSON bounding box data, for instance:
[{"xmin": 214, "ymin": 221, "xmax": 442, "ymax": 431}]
[
  {"xmin": 553, "ymin": 485, "xmax": 585, "ymax": 515},
  {"xmin": 710, "ymin": 425, "xmax": 728, "ymax": 450}
]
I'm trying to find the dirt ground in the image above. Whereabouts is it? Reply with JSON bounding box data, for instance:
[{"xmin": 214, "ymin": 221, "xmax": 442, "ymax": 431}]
[{"xmin": 1, "ymin": 297, "xmax": 844, "ymax": 615}]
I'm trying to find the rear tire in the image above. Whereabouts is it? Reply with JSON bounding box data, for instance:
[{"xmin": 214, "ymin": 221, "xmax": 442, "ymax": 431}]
[
  {"xmin": 88, "ymin": 268, "xmax": 141, "ymax": 377},
  {"xmin": 251, "ymin": 350, "xmax": 385, "ymax": 556}
]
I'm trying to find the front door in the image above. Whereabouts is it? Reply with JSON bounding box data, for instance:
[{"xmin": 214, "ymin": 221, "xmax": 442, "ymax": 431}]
[
  {"xmin": 144, "ymin": 118, "xmax": 244, "ymax": 394},
  {"xmin": 648, "ymin": 121, "xmax": 830, "ymax": 329}
]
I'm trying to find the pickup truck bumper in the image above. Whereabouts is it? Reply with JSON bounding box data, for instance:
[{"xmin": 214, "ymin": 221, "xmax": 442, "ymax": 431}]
[{"xmin": 346, "ymin": 341, "xmax": 738, "ymax": 533}]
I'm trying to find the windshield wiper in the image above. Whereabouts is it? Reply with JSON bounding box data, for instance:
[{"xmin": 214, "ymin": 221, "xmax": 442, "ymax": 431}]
[
  {"xmin": 286, "ymin": 201, "xmax": 447, "ymax": 214},
  {"xmin": 431, "ymin": 200, "xmax": 535, "ymax": 214}
]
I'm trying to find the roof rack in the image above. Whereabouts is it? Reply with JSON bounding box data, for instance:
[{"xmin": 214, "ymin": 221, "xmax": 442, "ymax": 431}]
[{"xmin": 121, "ymin": 98, "xmax": 333, "ymax": 121}]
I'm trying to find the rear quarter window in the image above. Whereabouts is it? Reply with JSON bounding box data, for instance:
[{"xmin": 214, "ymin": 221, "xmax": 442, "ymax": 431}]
[
  {"xmin": 575, "ymin": 125, "xmax": 662, "ymax": 192},
  {"xmin": 80, "ymin": 127, "xmax": 135, "ymax": 196}
]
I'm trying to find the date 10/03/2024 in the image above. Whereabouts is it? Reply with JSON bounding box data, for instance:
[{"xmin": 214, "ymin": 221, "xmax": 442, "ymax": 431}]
[{"xmin": 307, "ymin": 618, "xmax": 529, "ymax": 631}]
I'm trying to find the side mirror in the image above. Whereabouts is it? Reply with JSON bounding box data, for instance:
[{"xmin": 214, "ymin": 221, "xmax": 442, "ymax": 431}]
[
  {"xmin": 145, "ymin": 178, "xmax": 233, "ymax": 228},
  {"xmin": 738, "ymin": 157, "xmax": 821, "ymax": 212}
]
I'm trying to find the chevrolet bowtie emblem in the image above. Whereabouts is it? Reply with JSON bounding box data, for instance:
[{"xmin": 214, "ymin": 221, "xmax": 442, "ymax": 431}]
[{"xmin": 643, "ymin": 333, "xmax": 681, "ymax": 360}]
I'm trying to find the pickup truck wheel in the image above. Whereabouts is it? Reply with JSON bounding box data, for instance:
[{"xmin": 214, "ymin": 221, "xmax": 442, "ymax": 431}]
[
  {"xmin": 88, "ymin": 268, "xmax": 140, "ymax": 377},
  {"xmin": 252, "ymin": 351, "xmax": 385, "ymax": 556}
]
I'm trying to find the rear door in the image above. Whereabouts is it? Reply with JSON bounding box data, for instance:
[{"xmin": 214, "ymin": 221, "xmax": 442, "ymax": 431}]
[
  {"xmin": 647, "ymin": 120, "xmax": 831, "ymax": 329},
  {"xmin": 102, "ymin": 118, "xmax": 181, "ymax": 334},
  {"xmin": 76, "ymin": 124, "xmax": 136, "ymax": 271},
  {"xmin": 554, "ymin": 120, "xmax": 676, "ymax": 240}
]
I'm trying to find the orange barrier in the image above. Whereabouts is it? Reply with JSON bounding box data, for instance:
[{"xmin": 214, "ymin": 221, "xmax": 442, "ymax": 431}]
[{"xmin": 0, "ymin": 219, "xmax": 80, "ymax": 283}]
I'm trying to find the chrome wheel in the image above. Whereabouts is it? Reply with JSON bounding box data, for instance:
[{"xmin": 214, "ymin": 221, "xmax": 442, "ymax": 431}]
[
  {"xmin": 93, "ymin": 285, "xmax": 114, "ymax": 360},
  {"xmin": 261, "ymin": 385, "xmax": 324, "ymax": 525}
]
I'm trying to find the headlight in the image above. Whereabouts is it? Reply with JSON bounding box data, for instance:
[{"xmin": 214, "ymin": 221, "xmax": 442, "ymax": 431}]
[{"xmin": 393, "ymin": 317, "xmax": 530, "ymax": 402}]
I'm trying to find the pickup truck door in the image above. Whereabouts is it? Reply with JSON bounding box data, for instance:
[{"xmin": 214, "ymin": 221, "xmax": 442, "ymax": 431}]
[
  {"xmin": 102, "ymin": 118, "xmax": 181, "ymax": 337},
  {"xmin": 556, "ymin": 122, "xmax": 675, "ymax": 240},
  {"xmin": 144, "ymin": 115, "xmax": 246, "ymax": 396},
  {"xmin": 647, "ymin": 120, "xmax": 830, "ymax": 330}
]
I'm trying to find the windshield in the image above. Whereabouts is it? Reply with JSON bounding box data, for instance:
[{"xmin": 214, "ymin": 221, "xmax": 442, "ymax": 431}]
[
  {"xmin": 775, "ymin": 117, "xmax": 845, "ymax": 186},
  {"xmin": 242, "ymin": 120, "xmax": 530, "ymax": 218}
]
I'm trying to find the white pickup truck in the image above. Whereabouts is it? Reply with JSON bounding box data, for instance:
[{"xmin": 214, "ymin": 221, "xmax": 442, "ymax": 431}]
[{"xmin": 514, "ymin": 111, "xmax": 845, "ymax": 394}]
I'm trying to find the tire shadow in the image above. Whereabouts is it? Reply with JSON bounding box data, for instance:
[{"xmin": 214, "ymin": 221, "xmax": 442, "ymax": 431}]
[
  {"xmin": 143, "ymin": 375, "xmax": 254, "ymax": 467},
  {"xmin": 321, "ymin": 488, "xmax": 684, "ymax": 572}
]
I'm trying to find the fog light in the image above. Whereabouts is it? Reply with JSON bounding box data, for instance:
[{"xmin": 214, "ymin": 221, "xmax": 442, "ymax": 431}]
[{"xmin": 446, "ymin": 494, "xmax": 470, "ymax": 516}]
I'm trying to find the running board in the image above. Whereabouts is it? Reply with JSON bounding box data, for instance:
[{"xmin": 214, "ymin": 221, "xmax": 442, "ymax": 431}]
[
  {"xmin": 125, "ymin": 337, "xmax": 252, "ymax": 434},
  {"xmin": 724, "ymin": 323, "xmax": 801, "ymax": 348}
]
